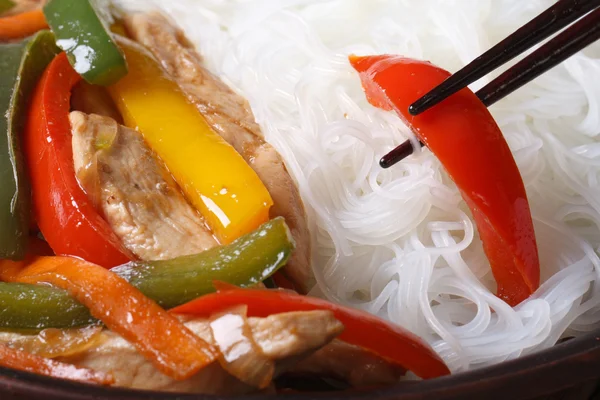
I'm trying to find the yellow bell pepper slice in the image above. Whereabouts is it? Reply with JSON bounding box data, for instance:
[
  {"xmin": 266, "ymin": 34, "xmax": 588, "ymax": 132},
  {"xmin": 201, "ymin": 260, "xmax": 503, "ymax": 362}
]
[{"xmin": 108, "ymin": 37, "xmax": 273, "ymax": 244}]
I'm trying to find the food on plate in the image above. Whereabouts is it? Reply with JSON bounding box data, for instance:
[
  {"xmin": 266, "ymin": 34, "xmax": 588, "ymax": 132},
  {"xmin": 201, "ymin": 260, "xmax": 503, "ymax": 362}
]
[
  {"xmin": 0, "ymin": 0, "xmax": 597, "ymax": 395},
  {"xmin": 0, "ymin": 0, "xmax": 451, "ymax": 392}
]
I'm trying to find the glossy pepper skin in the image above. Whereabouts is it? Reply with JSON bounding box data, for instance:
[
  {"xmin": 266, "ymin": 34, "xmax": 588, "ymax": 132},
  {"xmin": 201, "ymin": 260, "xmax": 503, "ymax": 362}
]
[
  {"xmin": 108, "ymin": 37, "xmax": 273, "ymax": 245},
  {"xmin": 0, "ymin": 30, "xmax": 59, "ymax": 260},
  {"xmin": 43, "ymin": 0, "xmax": 127, "ymax": 86},
  {"xmin": 0, "ymin": 218, "xmax": 294, "ymax": 330},
  {"xmin": 24, "ymin": 52, "xmax": 133, "ymax": 267},
  {"xmin": 173, "ymin": 285, "xmax": 451, "ymax": 380},
  {"xmin": 349, "ymin": 55, "xmax": 540, "ymax": 306}
]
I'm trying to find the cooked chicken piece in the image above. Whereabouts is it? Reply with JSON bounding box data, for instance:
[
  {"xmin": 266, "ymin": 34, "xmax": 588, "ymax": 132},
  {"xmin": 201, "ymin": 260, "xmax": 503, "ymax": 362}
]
[
  {"xmin": 0, "ymin": 311, "xmax": 343, "ymax": 394},
  {"xmin": 70, "ymin": 111, "xmax": 218, "ymax": 260},
  {"xmin": 124, "ymin": 13, "xmax": 314, "ymax": 293},
  {"xmin": 290, "ymin": 339, "xmax": 405, "ymax": 387}
]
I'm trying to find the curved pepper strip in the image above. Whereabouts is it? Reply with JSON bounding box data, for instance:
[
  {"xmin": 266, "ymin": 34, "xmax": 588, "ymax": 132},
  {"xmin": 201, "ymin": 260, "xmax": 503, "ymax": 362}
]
[
  {"xmin": 0, "ymin": 9, "xmax": 48, "ymax": 40},
  {"xmin": 172, "ymin": 284, "xmax": 451, "ymax": 380},
  {"xmin": 24, "ymin": 52, "xmax": 133, "ymax": 267},
  {"xmin": 0, "ymin": 30, "xmax": 59, "ymax": 260},
  {"xmin": 0, "ymin": 343, "xmax": 113, "ymax": 385},
  {"xmin": 349, "ymin": 55, "xmax": 540, "ymax": 306},
  {"xmin": 0, "ymin": 256, "xmax": 218, "ymax": 380}
]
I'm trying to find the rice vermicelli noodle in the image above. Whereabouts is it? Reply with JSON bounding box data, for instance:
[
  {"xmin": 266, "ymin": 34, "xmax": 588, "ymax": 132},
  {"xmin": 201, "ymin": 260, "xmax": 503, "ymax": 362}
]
[{"xmin": 116, "ymin": 0, "xmax": 600, "ymax": 372}]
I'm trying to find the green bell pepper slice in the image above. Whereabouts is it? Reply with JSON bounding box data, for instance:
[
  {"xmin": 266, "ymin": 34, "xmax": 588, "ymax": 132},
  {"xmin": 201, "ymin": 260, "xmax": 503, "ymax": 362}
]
[
  {"xmin": 44, "ymin": 0, "xmax": 127, "ymax": 86},
  {"xmin": 0, "ymin": 30, "xmax": 60, "ymax": 260},
  {"xmin": 0, "ymin": 217, "xmax": 295, "ymax": 330},
  {"xmin": 0, "ymin": 283, "xmax": 96, "ymax": 330}
]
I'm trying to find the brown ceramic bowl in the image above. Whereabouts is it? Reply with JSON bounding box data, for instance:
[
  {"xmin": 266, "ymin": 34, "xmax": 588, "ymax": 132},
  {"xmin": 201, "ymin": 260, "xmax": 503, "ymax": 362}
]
[{"xmin": 1, "ymin": 327, "xmax": 599, "ymax": 400}]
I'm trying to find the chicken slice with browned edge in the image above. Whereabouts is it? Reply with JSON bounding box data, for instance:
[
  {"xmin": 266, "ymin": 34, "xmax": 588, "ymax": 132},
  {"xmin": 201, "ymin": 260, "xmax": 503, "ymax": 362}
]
[
  {"xmin": 70, "ymin": 111, "xmax": 218, "ymax": 261},
  {"xmin": 0, "ymin": 311, "xmax": 343, "ymax": 394},
  {"xmin": 124, "ymin": 13, "xmax": 314, "ymax": 293}
]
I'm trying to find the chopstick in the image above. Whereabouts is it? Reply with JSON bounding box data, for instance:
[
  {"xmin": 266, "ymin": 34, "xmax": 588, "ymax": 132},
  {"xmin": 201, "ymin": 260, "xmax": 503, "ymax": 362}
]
[{"xmin": 379, "ymin": 0, "xmax": 600, "ymax": 169}]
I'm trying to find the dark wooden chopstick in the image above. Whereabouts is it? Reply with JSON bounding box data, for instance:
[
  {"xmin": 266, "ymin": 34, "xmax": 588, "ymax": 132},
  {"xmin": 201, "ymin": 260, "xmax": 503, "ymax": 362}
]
[
  {"xmin": 409, "ymin": 0, "xmax": 600, "ymax": 116},
  {"xmin": 379, "ymin": 0, "xmax": 600, "ymax": 169},
  {"xmin": 477, "ymin": 6, "xmax": 600, "ymax": 107}
]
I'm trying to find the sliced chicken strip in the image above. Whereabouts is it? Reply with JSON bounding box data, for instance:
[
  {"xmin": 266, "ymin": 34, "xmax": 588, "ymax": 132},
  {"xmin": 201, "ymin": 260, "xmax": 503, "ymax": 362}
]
[
  {"xmin": 28, "ymin": 311, "xmax": 340, "ymax": 394},
  {"xmin": 70, "ymin": 112, "xmax": 218, "ymax": 261},
  {"xmin": 124, "ymin": 13, "xmax": 314, "ymax": 293},
  {"xmin": 290, "ymin": 339, "xmax": 406, "ymax": 387}
]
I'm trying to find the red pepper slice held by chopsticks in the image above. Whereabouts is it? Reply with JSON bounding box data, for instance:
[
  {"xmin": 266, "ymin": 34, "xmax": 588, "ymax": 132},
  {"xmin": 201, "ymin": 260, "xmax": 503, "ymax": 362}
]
[
  {"xmin": 24, "ymin": 52, "xmax": 133, "ymax": 267},
  {"xmin": 172, "ymin": 284, "xmax": 451, "ymax": 380},
  {"xmin": 349, "ymin": 55, "xmax": 540, "ymax": 306}
]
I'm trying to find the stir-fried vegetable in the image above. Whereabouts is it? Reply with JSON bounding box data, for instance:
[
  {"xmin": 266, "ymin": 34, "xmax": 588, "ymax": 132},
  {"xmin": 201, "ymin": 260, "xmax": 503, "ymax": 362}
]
[
  {"xmin": 108, "ymin": 37, "xmax": 274, "ymax": 245},
  {"xmin": 112, "ymin": 217, "xmax": 294, "ymax": 309},
  {"xmin": 0, "ymin": 218, "xmax": 293, "ymax": 330},
  {"xmin": 0, "ymin": 283, "xmax": 95, "ymax": 329},
  {"xmin": 24, "ymin": 52, "xmax": 133, "ymax": 267},
  {"xmin": 0, "ymin": 30, "xmax": 59, "ymax": 260},
  {"xmin": 0, "ymin": 6, "xmax": 456, "ymax": 390},
  {"xmin": 0, "ymin": 9, "xmax": 48, "ymax": 40},
  {"xmin": 172, "ymin": 284, "xmax": 451, "ymax": 380},
  {"xmin": 44, "ymin": 0, "xmax": 127, "ymax": 85},
  {"xmin": 349, "ymin": 55, "xmax": 540, "ymax": 306},
  {"xmin": 0, "ymin": 256, "xmax": 218, "ymax": 380},
  {"xmin": 0, "ymin": 343, "xmax": 113, "ymax": 384},
  {"xmin": 0, "ymin": 0, "xmax": 15, "ymax": 14}
]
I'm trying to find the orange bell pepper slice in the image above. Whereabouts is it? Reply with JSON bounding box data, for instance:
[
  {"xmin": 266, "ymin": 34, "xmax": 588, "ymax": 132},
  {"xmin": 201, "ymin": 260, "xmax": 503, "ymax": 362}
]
[
  {"xmin": 0, "ymin": 9, "xmax": 47, "ymax": 40},
  {"xmin": 0, "ymin": 256, "xmax": 217, "ymax": 380}
]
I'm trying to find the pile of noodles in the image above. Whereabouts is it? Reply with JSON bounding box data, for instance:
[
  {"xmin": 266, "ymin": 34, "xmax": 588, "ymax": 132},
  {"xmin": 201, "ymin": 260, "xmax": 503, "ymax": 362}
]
[{"xmin": 116, "ymin": 0, "xmax": 600, "ymax": 372}]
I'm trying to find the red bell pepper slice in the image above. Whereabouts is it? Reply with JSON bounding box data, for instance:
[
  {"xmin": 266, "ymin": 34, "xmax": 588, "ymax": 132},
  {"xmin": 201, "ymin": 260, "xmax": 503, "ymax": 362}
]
[
  {"xmin": 172, "ymin": 284, "xmax": 451, "ymax": 380},
  {"xmin": 24, "ymin": 53, "xmax": 132, "ymax": 267},
  {"xmin": 349, "ymin": 55, "xmax": 540, "ymax": 306}
]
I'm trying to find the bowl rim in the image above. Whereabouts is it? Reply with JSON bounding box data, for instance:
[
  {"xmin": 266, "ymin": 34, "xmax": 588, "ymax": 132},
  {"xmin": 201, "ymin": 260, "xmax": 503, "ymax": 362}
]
[{"xmin": 0, "ymin": 327, "xmax": 599, "ymax": 400}]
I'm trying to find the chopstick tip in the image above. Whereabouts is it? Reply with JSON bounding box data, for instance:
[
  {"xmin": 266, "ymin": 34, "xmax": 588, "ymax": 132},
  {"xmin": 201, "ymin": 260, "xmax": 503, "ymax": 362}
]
[
  {"xmin": 408, "ymin": 103, "xmax": 421, "ymax": 116},
  {"xmin": 379, "ymin": 156, "xmax": 394, "ymax": 169},
  {"xmin": 380, "ymin": 140, "xmax": 416, "ymax": 168}
]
